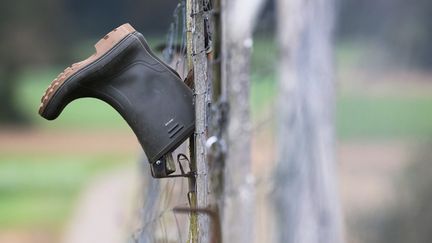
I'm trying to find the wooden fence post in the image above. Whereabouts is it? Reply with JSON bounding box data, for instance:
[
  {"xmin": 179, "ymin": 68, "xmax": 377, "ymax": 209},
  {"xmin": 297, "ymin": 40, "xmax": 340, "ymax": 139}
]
[
  {"xmin": 221, "ymin": 0, "xmax": 266, "ymax": 242},
  {"xmin": 186, "ymin": 0, "xmax": 210, "ymax": 242},
  {"xmin": 272, "ymin": 0, "xmax": 343, "ymax": 242}
]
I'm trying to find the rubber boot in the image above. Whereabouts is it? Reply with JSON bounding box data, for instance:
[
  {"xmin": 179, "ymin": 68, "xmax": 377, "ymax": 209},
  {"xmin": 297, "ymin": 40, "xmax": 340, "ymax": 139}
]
[{"xmin": 39, "ymin": 24, "xmax": 195, "ymax": 177}]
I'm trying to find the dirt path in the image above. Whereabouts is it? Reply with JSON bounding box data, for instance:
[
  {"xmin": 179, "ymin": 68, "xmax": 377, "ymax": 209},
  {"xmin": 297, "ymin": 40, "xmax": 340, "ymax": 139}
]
[
  {"xmin": 61, "ymin": 168, "xmax": 138, "ymax": 243},
  {"xmin": 338, "ymin": 141, "xmax": 412, "ymax": 213},
  {"xmin": 0, "ymin": 129, "xmax": 139, "ymax": 154}
]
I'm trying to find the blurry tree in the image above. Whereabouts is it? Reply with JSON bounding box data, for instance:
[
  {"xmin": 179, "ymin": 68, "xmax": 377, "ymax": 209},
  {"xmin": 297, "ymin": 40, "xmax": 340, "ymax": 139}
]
[
  {"xmin": 124, "ymin": 0, "xmax": 178, "ymax": 35},
  {"xmin": 273, "ymin": 0, "xmax": 343, "ymax": 242},
  {"xmin": 337, "ymin": 0, "xmax": 391, "ymax": 40},
  {"xmin": 338, "ymin": 0, "xmax": 432, "ymax": 69},
  {"xmin": 0, "ymin": 0, "xmax": 69, "ymax": 124},
  {"xmin": 222, "ymin": 0, "xmax": 266, "ymax": 242},
  {"xmin": 386, "ymin": 0, "xmax": 432, "ymax": 68},
  {"xmin": 64, "ymin": 0, "xmax": 177, "ymax": 37}
]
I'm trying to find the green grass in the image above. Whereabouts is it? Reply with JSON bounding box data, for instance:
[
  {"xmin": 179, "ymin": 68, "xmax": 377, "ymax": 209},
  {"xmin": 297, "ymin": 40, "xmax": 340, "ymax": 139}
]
[
  {"xmin": 251, "ymin": 74, "xmax": 276, "ymax": 118},
  {"xmin": 249, "ymin": 38, "xmax": 432, "ymax": 140},
  {"xmin": 251, "ymin": 37, "xmax": 277, "ymax": 118},
  {"xmin": 249, "ymin": 75, "xmax": 432, "ymax": 140},
  {"xmin": 337, "ymin": 93, "xmax": 432, "ymax": 140},
  {"xmin": 0, "ymin": 153, "xmax": 133, "ymax": 229}
]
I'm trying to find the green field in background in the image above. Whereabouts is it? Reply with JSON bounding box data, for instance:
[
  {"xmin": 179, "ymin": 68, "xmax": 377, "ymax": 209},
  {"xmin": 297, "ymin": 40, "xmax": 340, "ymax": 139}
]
[
  {"xmin": 249, "ymin": 76, "xmax": 432, "ymax": 140},
  {"xmin": 18, "ymin": 69, "xmax": 130, "ymax": 130},
  {"xmin": 338, "ymin": 94, "xmax": 432, "ymax": 140},
  {"xmin": 18, "ymin": 66, "xmax": 432, "ymax": 140},
  {"xmin": 0, "ymin": 153, "xmax": 133, "ymax": 229}
]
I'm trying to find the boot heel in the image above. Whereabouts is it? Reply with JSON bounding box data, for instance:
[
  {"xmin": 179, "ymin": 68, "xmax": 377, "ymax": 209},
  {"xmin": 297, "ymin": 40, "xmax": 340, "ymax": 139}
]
[{"xmin": 94, "ymin": 24, "xmax": 135, "ymax": 53}]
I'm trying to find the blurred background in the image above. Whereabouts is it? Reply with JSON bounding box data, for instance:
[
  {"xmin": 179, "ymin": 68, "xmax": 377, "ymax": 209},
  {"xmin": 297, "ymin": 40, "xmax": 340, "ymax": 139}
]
[{"xmin": 1, "ymin": 0, "xmax": 432, "ymax": 242}]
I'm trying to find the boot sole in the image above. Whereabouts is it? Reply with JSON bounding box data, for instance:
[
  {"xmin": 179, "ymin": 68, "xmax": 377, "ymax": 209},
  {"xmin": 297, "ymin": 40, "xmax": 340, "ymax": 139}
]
[{"xmin": 39, "ymin": 23, "xmax": 136, "ymax": 115}]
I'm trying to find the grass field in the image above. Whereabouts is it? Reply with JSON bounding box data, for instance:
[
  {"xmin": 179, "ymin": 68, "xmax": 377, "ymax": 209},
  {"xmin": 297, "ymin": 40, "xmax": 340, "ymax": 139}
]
[
  {"xmin": 17, "ymin": 69, "xmax": 129, "ymax": 130},
  {"xmin": 250, "ymin": 75, "xmax": 432, "ymax": 140},
  {"xmin": 338, "ymin": 93, "xmax": 432, "ymax": 140},
  {"xmin": 0, "ymin": 153, "xmax": 133, "ymax": 229}
]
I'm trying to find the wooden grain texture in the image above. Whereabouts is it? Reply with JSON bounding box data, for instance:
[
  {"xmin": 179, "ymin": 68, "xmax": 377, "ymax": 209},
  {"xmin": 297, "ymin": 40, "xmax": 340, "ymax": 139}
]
[{"xmin": 190, "ymin": 0, "xmax": 210, "ymax": 242}]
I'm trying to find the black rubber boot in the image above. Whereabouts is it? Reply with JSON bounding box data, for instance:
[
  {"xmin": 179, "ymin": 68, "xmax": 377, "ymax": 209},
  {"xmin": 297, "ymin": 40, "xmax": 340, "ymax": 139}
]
[{"xmin": 39, "ymin": 24, "xmax": 195, "ymax": 177}]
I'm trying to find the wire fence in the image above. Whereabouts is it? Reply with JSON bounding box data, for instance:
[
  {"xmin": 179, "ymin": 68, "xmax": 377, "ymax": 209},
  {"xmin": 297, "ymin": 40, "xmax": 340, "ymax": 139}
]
[
  {"xmin": 130, "ymin": 2, "xmax": 192, "ymax": 242},
  {"xmin": 129, "ymin": 1, "xmax": 278, "ymax": 242}
]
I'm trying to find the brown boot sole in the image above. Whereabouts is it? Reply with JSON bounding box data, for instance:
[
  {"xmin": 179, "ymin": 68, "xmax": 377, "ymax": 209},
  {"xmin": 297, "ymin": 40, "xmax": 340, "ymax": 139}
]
[{"xmin": 39, "ymin": 23, "xmax": 136, "ymax": 115}]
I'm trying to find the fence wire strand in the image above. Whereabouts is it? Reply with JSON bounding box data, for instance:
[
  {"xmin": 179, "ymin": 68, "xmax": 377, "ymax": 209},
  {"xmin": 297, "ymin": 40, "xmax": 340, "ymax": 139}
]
[
  {"xmin": 130, "ymin": 1, "xmax": 278, "ymax": 242},
  {"xmin": 130, "ymin": 2, "xmax": 191, "ymax": 241}
]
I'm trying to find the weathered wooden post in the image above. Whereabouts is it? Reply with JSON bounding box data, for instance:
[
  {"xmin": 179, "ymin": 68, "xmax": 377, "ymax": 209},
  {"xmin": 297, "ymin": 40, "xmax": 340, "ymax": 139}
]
[
  {"xmin": 221, "ymin": 0, "xmax": 266, "ymax": 242},
  {"xmin": 272, "ymin": 0, "xmax": 343, "ymax": 242},
  {"xmin": 186, "ymin": 0, "xmax": 210, "ymax": 242}
]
